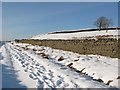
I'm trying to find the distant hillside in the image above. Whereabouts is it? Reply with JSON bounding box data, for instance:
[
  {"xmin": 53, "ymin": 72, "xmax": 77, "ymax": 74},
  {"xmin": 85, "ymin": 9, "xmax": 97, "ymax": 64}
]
[
  {"xmin": 49, "ymin": 27, "xmax": 120, "ymax": 34},
  {"xmin": 30, "ymin": 27, "xmax": 120, "ymax": 40}
]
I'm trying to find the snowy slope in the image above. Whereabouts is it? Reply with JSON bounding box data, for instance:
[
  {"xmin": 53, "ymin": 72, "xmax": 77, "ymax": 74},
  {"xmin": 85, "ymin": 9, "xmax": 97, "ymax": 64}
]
[
  {"xmin": 1, "ymin": 42, "xmax": 119, "ymax": 88},
  {"xmin": 30, "ymin": 29, "xmax": 119, "ymax": 40}
]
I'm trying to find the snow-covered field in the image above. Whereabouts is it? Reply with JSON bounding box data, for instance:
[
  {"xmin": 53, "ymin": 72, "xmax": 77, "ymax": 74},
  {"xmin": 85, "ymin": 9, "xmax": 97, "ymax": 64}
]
[
  {"xmin": 1, "ymin": 42, "xmax": 119, "ymax": 88},
  {"xmin": 31, "ymin": 29, "xmax": 119, "ymax": 40}
]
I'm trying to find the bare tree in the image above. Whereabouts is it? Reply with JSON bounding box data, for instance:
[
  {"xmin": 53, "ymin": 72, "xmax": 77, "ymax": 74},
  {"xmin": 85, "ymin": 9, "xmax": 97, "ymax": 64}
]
[
  {"xmin": 103, "ymin": 19, "xmax": 114, "ymax": 32},
  {"xmin": 93, "ymin": 17, "xmax": 113, "ymax": 32}
]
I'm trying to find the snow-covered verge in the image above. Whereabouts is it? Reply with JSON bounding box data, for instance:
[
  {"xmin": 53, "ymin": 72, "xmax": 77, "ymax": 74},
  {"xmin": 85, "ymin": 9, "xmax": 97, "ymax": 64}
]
[
  {"xmin": 30, "ymin": 29, "xmax": 119, "ymax": 40},
  {"xmin": 1, "ymin": 43, "xmax": 118, "ymax": 88},
  {"xmin": 1, "ymin": 42, "xmax": 118, "ymax": 88}
]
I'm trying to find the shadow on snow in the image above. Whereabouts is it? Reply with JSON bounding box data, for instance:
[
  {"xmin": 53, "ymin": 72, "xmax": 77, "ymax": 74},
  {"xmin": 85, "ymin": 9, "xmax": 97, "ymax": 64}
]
[{"xmin": 2, "ymin": 64, "xmax": 26, "ymax": 88}]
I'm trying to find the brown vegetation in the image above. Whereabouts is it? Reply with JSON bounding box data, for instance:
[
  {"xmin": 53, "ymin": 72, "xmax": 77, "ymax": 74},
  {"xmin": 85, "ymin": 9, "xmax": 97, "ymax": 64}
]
[
  {"xmin": 106, "ymin": 80, "xmax": 113, "ymax": 85},
  {"xmin": 22, "ymin": 47, "xmax": 29, "ymax": 50},
  {"xmin": 15, "ymin": 38, "xmax": 120, "ymax": 59},
  {"xmin": 58, "ymin": 56, "xmax": 64, "ymax": 61},
  {"xmin": 37, "ymin": 52, "xmax": 49, "ymax": 59},
  {"xmin": 117, "ymin": 76, "xmax": 120, "ymax": 79}
]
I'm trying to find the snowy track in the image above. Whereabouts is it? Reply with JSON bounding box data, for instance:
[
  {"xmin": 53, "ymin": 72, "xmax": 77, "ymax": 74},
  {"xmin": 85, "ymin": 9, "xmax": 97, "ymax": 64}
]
[{"xmin": 0, "ymin": 43, "xmax": 119, "ymax": 88}]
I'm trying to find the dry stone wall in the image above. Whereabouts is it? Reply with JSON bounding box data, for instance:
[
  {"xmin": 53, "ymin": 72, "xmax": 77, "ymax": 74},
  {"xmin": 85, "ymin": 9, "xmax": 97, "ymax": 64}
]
[{"xmin": 15, "ymin": 38, "xmax": 120, "ymax": 58}]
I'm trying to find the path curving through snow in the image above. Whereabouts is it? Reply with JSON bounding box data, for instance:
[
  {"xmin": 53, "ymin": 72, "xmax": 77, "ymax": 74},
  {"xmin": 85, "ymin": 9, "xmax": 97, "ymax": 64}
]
[{"xmin": 0, "ymin": 42, "xmax": 117, "ymax": 88}]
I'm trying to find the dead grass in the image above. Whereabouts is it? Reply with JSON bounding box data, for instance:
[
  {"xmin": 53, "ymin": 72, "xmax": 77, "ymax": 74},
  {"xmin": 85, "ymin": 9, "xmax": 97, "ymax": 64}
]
[
  {"xmin": 74, "ymin": 59, "xmax": 79, "ymax": 62},
  {"xmin": 15, "ymin": 39, "xmax": 120, "ymax": 58},
  {"xmin": 37, "ymin": 52, "xmax": 49, "ymax": 59},
  {"xmin": 22, "ymin": 47, "xmax": 29, "ymax": 50},
  {"xmin": 32, "ymin": 49, "xmax": 37, "ymax": 51},
  {"xmin": 93, "ymin": 78, "xmax": 104, "ymax": 83},
  {"xmin": 58, "ymin": 56, "xmax": 64, "ymax": 61},
  {"xmin": 106, "ymin": 80, "xmax": 113, "ymax": 85},
  {"xmin": 117, "ymin": 76, "xmax": 120, "ymax": 79}
]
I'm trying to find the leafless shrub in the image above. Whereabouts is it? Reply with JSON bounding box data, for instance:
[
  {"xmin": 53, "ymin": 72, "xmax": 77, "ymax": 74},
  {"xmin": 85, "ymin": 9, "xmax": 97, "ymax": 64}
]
[{"xmin": 94, "ymin": 16, "xmax": 113, "ymax": 30}]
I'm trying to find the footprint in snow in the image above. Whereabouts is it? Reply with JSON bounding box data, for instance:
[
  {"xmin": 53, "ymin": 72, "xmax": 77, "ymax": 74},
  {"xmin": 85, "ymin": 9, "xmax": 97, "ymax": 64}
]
[
  {"xmin": 22, "ymin": 64, "xmax": 26, "ymax": 68},
  {"xmin": 56, "ymin": 80, "xmax": 62, "ymax": 86},
  {"xmin": 28, "ymin": 56, "xmax": 31, "ymax": 58},
  {"xmin": 48, "ymin": 71, "xmax": 54, "ymax": 78},
  {"xmin": 24, "ymin": 69, "xmax": 28, "ymax": 72},
  {"xmin": 22, "ymin": 57, "xmax": 24, "ymax": 59},
  {"xmin": 15, "ymin": 56, "xmax": 18, "ymax": 59},
  {"xmin": 38, "ymin": 80, "xmax": 44, "ymax": 88},
  {"xmin": 21, "ymin": 61, "xmax": 25, "ymax": 64},
  {"xmin": 60, "ymin": 67, "xmax": 68, "ymax": 70},
  {"xmin": 25, "ymin": 63, "xmax": 30, "ymax": 66},
  {"xmin": 43, "ymin": 76, "xmax": 48, "ymax": 80},
  {"xmin": 38, "ymin": 70, "xmax": 44, "ymax": 74},
  {"xmin": 36, "ymin": 72, "xmax": 41, "ymax": 76},
  {"xmin": 71, "ymin": 81, "xmax": 79, "ymax": 88},
  {"xmin": 36, "ymin": 63, "xmax": 40, "ymax": 66},
  {"xmin": 29, "ymin": 74, "xmax": 37, "ymax": 80},
  {"xmin": 18, "ymin": 59, "xmax": 22, "ymax": 61}
]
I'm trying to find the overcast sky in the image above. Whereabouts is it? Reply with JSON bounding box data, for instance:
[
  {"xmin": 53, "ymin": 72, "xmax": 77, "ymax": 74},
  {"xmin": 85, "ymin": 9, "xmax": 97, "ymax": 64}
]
[{"xmin": 2, "ymin": 2, "xmax": 118, "ymax": 41}]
